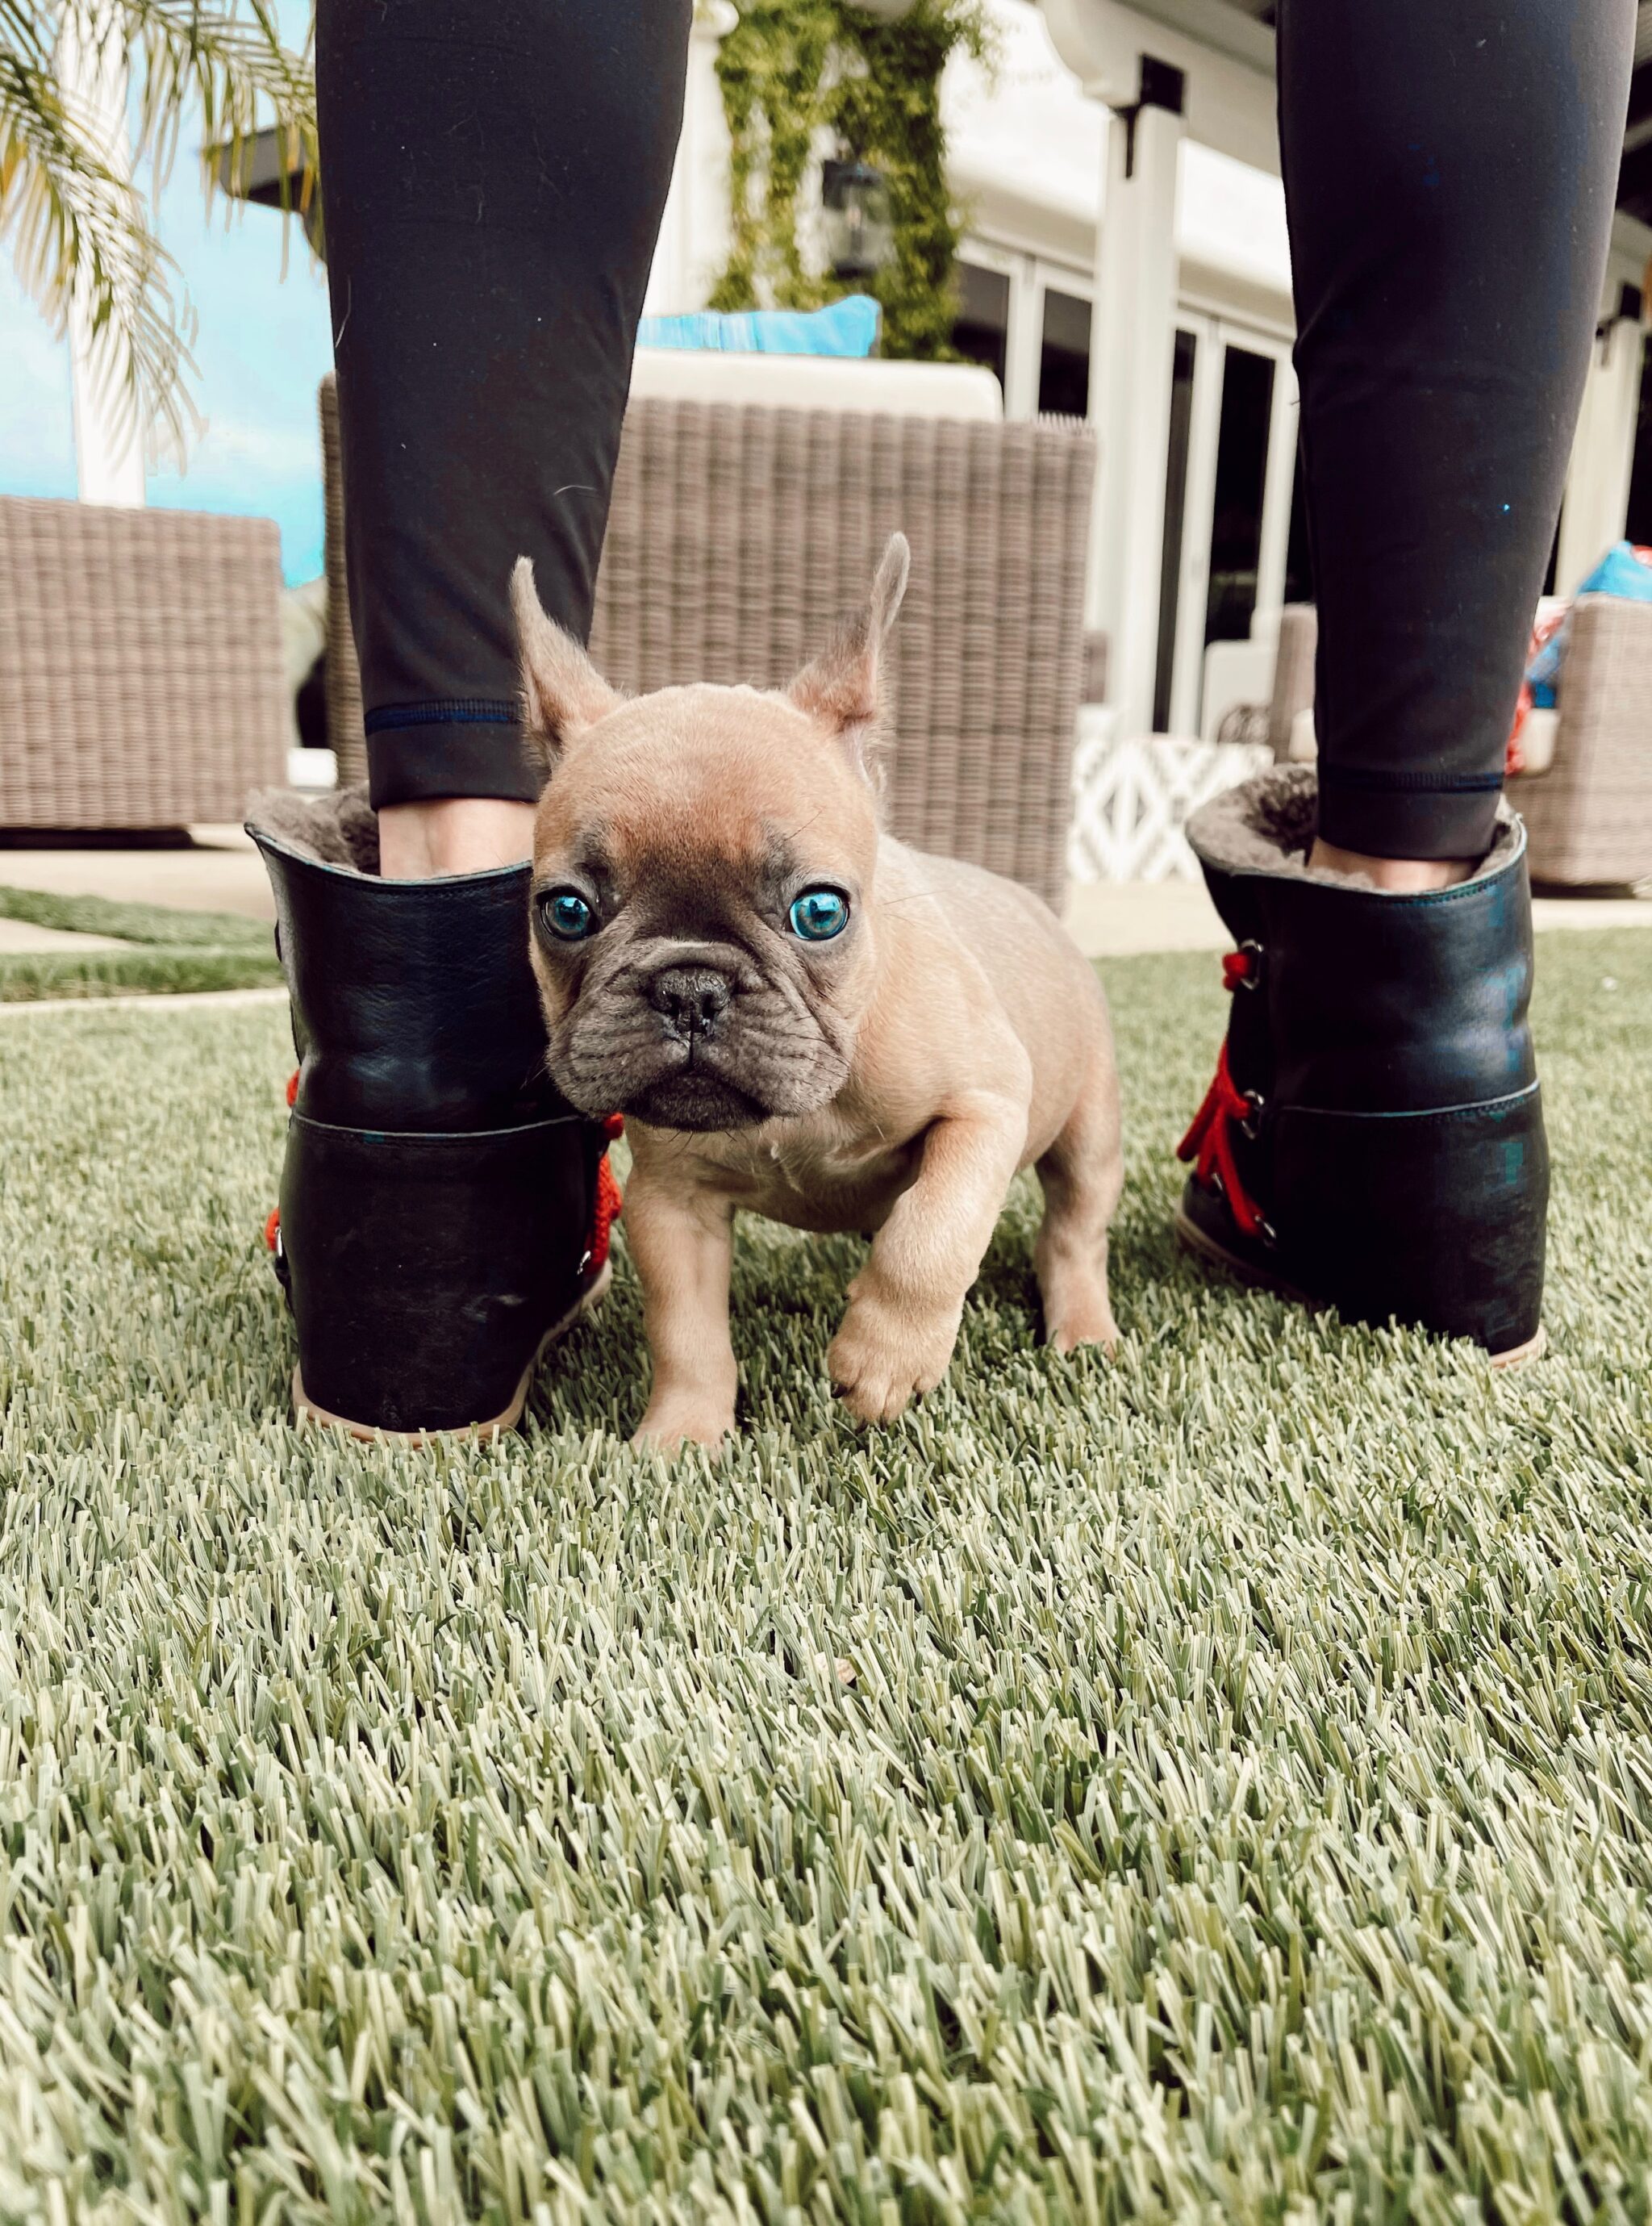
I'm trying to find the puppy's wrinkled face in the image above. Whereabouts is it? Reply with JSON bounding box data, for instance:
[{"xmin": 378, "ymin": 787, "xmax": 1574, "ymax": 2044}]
[
  {"xmin": 530, "ymin": 691, "xmax": 878, "ymax": 1128},
  {"xmin": 513, "ymin": 537, "xmax": 909, "ymax": 1133}
]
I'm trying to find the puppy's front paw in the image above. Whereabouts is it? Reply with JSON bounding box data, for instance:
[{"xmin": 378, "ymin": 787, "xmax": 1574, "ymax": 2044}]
[
  {"xmin": 828, "ymin": 1290, "xmax": 961, "ymax": 1425},
  {"xmin": 632, "ymin": 1397, "xmax": 734, "ymax": 1453}
]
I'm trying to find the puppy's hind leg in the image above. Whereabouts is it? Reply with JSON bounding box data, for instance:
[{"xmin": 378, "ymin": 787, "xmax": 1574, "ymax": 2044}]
[{"xmin": 1035, "ymin": 1037, "xmax": 1124, "ymax": 1354}]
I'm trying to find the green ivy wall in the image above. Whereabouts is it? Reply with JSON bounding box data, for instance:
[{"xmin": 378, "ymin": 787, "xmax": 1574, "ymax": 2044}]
[{"xmin": 707, "ymin": 0, "xmax": 995, "ymax": 361}]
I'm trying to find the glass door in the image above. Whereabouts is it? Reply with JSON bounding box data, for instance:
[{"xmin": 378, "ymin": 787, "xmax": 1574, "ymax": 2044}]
[
  {"xmin": 1154, "ymin": 316, "xmax": 1297, "ymax": 734},
  {"xmin": 952, "ymin": 244, "xmax": 1094, "ymax": 422},
  {"xmin": 1037, "ymin": 283, "xmax": 1092, "ymax": 418}
]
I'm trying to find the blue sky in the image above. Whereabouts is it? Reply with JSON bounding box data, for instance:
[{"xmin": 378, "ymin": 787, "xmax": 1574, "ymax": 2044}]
[{"xmin": 0, "ymin": 13, "xmax": 333, "ymax": 584}]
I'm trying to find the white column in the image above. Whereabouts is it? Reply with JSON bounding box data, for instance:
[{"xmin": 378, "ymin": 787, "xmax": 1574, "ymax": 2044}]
[
  {"xmin": 1087, "ymin": 97, "xmax": 1184, "ymax": 735},
  {"xmin": 1003, "ymin": 256, "xmax": 1043, "ymax": 422},
  {"xmin": 57, "ymin": 6, "xmax": 145, "ymax": 507},
  {"xmin": 1555, "ymin": 314, "xmax": 1645, "ymax": 595},
  {"xmin": 642, "ymin": 0, "xmax": 736, "ymax": 320}
]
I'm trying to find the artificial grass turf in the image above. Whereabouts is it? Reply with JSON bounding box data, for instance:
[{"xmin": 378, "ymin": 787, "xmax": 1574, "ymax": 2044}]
[
  {"xmin": 0, "ymin": 929, "xmax": 1649, "ymax": 2224},
  {"xmin": 0, "ymin": 884, "xmax": 281, "ymax": 1002}
]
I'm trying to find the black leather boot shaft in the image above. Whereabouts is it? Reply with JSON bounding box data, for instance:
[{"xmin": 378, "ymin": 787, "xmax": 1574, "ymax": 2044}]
[
  {"xmin": 251, "ymin": 821, "xmax": 601, "ymax": 1433},
  {"xmin": 1181, "ymin": 776, "xmax": 1547, "ymax": 1356},
  {"xmin": 257, "ymin": 840, "xmax": 566, "ymax": 1133}
]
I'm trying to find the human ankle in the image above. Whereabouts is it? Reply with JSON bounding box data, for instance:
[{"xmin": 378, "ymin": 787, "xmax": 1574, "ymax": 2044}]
[
  {"xmin": 378, "ymin": 797, "xmax": 536, "ymax": 879},
  {"xmin": 1308, "ymin": 838, "xmax": 1475, "ymax": 892}
]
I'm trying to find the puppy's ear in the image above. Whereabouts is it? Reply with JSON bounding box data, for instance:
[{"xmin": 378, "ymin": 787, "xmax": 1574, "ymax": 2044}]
[
  {"xmin": 787, "ymin": 532, "xmax": 910, "ymax": 768},
  {"xmin": 511, "ymin": 557, "xmax": 621, "ymax": 768}
]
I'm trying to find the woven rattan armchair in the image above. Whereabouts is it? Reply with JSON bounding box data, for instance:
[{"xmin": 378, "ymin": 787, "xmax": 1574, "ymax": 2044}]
[
  {"xmin": 0, "ymin": 495, "xmax": 286, "ymax": 829},
  {"xmin": 1235, "ymin": 592, "xmax": 1651, "ymax": 887},
  {"xmin": 1213, "ymin": 603, "xmax": 1316, "ymax": 758},
  {"xmin": 321, "ymin": 378, "xmax": 1096, "ymax": 907},
  {"xmin": 1515, "ymin": 595, "xmax": 1652, "ymax": 887}
]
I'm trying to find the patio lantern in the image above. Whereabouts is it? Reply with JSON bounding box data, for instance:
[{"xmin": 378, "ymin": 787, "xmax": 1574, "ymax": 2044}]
[
  {"xmin": 211, "ymin": 127, "xmax": 324, "ymax": 257},
  {"xmin": 821, "ymin": 158, "xmax": 894, "ymax": 282}
]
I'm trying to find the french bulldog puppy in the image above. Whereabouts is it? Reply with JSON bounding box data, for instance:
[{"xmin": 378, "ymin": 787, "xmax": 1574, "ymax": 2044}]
[{"xmin": 512, "ymin": 534, "xmax": 1122, "ymax": 1448}]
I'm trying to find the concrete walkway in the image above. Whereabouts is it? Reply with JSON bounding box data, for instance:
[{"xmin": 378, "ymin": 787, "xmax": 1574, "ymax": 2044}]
[
  {"xmin": 0, "ymin": 825, "xmax": 1646, "ymax": 962},
  {"xmin": 0, "ymin": 825, "xmax": 274, "ymax": 922},
  {"xmin": 1062, "ymin": 876, "xmax": 1652, "ymax": 958}
]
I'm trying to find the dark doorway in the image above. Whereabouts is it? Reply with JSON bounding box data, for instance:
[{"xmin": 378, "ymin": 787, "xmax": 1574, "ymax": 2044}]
[
  {"xmin": 1204, "ymin": 345, "xmax": 1276, "ymax": 647},
  {"xmin": 1038, "ymin": 287, "xmax": 1091, "ymax": 418},
  {"xmin": 951, "ymin": 262, "xmax": 1010, "ymax": 391},
  {"xmin": 1153, "ymin": 328, "xmax": 1199, "ymax": 733}
]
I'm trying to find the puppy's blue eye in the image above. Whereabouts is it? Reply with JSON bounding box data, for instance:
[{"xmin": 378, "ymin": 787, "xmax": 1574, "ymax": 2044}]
[
  {"xmin": 540, "ymin": 889, "xmax": 594, "ymax": 942},
  {"xmin": 788, "ymin": 886, "xmax": 849, "ymax": 942}
]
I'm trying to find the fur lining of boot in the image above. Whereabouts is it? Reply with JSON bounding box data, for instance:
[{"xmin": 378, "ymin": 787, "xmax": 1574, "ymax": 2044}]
[
  {"xmin": 246, "ymin": 786, "xmax": 381, "ymax": 875},
  {"xmin": 1187, "ymin": 767, "xmax": 1521, "ymax": 890}
]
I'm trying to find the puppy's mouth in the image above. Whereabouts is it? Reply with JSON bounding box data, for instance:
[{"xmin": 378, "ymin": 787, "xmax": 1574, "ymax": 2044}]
[
  {"xmin": 557, "ymin": 1025, "xmax": 846, "ymax": 1133},
  {"xmin": 624, "ymin": 1058, "xmax": 769, "ymax": 1132},
  {"xmin": 546, "ymin": 949, "xmax": 853, "ymax": 1131}
]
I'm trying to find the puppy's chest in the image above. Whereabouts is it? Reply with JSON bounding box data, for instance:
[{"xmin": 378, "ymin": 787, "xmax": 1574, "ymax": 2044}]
[{"xmin": 704, "ymin": 1117, "xmax": 924, "ymax": 1234}]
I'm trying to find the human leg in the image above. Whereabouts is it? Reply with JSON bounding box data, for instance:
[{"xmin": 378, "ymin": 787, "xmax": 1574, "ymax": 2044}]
[
  {"xmin": 254, "ymin": 0, "xmax": 690, "ymax": 1432},
  {"xmin": 1279, "ymin": 0, "xmax": 1635, "ymax": 872},
  {"xmin": 1178, "ymin": 2, "xmax": 1634, "ymax": 1352},
  {"xmin": 316, "ymin": 0, "xmax": 690, "ymax": 874}
]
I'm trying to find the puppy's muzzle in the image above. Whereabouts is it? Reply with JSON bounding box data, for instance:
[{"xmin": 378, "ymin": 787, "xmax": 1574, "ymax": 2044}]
[{"xmin": 649, "ymin": 963, "xmax": 732, "ymax": 1044}]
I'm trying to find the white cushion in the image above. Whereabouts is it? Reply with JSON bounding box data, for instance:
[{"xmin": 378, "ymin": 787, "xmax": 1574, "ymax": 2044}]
[
  {"xmin": 1512, "ymin": 706, "xmax": 1558, "ymax": 778},
  {"xmin": 628, "ymin": 348, "xmax": 1004, "ymax": 420},
  {"xmin": 1200, "ymin": 637, "xmax": 1277, "ymax": 743}
]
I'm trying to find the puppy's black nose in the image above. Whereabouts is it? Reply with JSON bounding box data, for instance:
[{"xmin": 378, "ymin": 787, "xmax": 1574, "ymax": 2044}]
[{"xmin": 649, "ymin": 965, "xmax": 732, "ymax": 1038}]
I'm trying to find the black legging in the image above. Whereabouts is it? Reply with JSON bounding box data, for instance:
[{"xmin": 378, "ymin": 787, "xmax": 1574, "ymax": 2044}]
[
  {"xmin": 315, "ymin": 0, "xmax": 690, "ymax": 810},
  {"xmin": 317, "ymin": 0, "xmax": 1633, "ymax": 860},
  {"xmin": 1279, "ymin": 0, "xmax": 1634, "ymax": 858}
]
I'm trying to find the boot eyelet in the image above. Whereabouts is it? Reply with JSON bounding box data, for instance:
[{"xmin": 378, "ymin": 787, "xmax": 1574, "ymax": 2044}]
[
  {"xmin": 1257, "ymin": 1217, "xmax": 1279, "ymax": 1249},
  {"xmin": 1237, "ymin": 939, "xmax": 1264, "ymax": 988},
  {"xmin": 1241, "ymin": 1090, "xmax": 1266, "ymax": 1142}
]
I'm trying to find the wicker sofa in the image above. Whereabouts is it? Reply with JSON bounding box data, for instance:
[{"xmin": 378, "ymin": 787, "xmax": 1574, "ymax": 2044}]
[
  {"xmin": 321, "ymin": 376, "xmax": 1096, "ymax": 908},
  {"xmin": 0, "ymin": 496, "xmax": 286, "ymax": 829}
]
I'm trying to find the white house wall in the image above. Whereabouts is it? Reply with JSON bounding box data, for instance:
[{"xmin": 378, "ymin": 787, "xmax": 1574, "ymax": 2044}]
[
  {"xmin": 645, "ymin": 0, "xmax": 1295, "ymax": 336},
  {"xmin": 641, "ymin": 1, "xmax": 737, "ymax": 323},
  {"xmin": 945, "ymin": 0, "xmax": 1292, "ymax": 328},
  {"xmin": 1038, "ymin": 0, "xmax": 1278, "ymax": 169},
  {"xmin": 643, "ymin": 0, "xmax": 1652, "ymax": 716}
]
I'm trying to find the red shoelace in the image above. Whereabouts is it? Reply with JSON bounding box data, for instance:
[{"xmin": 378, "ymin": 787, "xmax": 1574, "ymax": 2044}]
[
  {"xmin": 1177, "ymin": 950, "xmax": 1266, "ymax": 1238},
  {"xmin": 586, "ymin": 1113, "xmax": 625, "ymax": 1274},
  {"xmin": 264, "ymin": 1069, "xmax": 301, "ymax": 1253},
  {"xmin": 265, "ymin": 1075, "xmax": 626, "ymax": 1275}
]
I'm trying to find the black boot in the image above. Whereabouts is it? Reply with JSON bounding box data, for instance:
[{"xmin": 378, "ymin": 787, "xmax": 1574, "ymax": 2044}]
[
  {"xmin": 248, "ymin": 791, "xmax": 615, "ymax": 1437},
  {"xmin": 1176, "ymin": 769, "xmax": 1547, "ymax": 1362}
]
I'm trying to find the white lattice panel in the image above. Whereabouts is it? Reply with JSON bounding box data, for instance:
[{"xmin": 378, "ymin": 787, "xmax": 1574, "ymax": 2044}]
[{"xmin": 1066, "ymin": 711, "xmax": 1273, "ymax": 883}]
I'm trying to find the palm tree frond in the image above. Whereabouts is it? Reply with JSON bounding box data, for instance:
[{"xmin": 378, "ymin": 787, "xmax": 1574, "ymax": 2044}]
[
  {"xmin": 114, "ymin": 0, "xmax": 316, "ymax": 214},
  {"xmin": 0, "ymin": 2, "xmax": 315, "ymax": 451},
  {"xmin": 0, "ymin": 46, "xmax": 198, "ymax": 450}
]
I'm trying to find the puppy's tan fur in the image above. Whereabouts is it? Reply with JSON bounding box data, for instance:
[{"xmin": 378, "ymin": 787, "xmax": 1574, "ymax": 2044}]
[{"xmin": 514, "ymin": 536, "xmax": 1122, "ymax": 1447}]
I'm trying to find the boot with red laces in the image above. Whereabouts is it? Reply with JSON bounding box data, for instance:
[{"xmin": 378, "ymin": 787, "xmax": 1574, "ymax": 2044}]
[{"xmin": 1176, "ymin": 768, "xmax": 1547, "ymax": 1364}]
